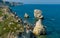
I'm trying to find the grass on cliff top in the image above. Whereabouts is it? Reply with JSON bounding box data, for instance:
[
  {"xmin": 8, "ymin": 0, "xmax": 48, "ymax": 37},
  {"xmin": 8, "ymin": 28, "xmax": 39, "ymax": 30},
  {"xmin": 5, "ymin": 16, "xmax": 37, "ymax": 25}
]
[
  {"xmin": 0, "ymin": 12, "xmax": 24, "ymax": 36},
  {"xmin": 0, "ymin": 10, "xmax": 3, "ymax": 16}
]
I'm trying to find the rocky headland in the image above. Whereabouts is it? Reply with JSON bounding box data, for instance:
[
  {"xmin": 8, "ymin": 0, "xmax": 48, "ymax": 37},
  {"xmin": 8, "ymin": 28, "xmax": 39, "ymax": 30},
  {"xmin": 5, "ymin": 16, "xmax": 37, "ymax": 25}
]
[{"xmin": 0, "ymin": 1, "xmax": 46, "ymax": 38}]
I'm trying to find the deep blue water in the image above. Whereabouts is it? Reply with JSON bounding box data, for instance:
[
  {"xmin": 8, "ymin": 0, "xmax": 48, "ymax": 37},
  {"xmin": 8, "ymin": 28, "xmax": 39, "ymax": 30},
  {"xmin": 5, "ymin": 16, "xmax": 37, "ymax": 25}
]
[{"xmin": 10, "ymin": 4, "xmax": 60, "ymax": 38}]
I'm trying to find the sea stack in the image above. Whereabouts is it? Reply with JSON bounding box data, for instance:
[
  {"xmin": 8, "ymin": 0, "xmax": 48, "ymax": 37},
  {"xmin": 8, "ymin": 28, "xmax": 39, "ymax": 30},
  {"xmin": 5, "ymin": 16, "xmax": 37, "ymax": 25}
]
[
  {"xmin": 24, "ymin": 13, "xmax": 29, "ymax": 18},
  {"xmin": 34, "ymin": 9, "xmax": 43, "ymax": 19},
  {"xmin": 33, "ymin": 19, "xmax": 46, "ymax": 35},
  {"xmin": 33, "ymin": 9, "xmax": 45, "ymax": 35}
]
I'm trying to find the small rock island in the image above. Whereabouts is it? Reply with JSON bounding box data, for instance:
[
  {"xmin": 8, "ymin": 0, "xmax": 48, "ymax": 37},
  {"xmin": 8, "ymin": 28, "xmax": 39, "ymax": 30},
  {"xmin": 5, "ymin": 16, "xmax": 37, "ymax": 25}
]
[{"xmin": 24, "ymin": 13, "xmax": 29, "ymax": 18}]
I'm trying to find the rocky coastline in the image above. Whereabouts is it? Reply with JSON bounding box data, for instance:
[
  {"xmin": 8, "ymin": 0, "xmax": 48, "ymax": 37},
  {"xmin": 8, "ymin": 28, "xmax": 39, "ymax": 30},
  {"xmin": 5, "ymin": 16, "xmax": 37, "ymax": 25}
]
[{"xmin": 0, "ymin": 1, "xmax": 46, "ymax": 38}]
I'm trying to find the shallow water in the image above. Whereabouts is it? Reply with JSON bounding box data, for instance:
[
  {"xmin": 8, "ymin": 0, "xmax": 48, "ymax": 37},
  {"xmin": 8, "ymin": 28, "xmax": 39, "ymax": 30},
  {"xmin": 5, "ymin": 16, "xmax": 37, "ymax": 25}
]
[{"xmin": 10, "ymin": 4, "xmax": 60, "ymax": 38}]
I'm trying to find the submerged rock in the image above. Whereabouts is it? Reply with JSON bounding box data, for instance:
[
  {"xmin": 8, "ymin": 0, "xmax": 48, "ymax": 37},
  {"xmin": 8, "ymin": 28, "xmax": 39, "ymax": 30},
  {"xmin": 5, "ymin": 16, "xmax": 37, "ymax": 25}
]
[
  {"xmin": 24, "ymin": 13, "xmax": 29, "ymax": 18},
  {"xmin": 33, "ymin": 19, "xmax": 46, "ymax": 35},
  {"xmin": 34, "ymin": 9, "xmax": 43, "ymax": 19}
]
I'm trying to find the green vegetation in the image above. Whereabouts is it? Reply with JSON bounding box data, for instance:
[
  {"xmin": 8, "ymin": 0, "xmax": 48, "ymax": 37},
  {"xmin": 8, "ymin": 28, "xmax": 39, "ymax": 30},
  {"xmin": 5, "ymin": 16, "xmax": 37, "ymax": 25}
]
[
  {"xmin": 0, "ymin": 8, "xmax": 24, "ymax": 38},
  {"xmin": 0, "ymin": 10, "xmax": 3, "ymax": 17},
  {"xmin": 37, "ymin": 35, "xmax": 47, "ymax": 38}
]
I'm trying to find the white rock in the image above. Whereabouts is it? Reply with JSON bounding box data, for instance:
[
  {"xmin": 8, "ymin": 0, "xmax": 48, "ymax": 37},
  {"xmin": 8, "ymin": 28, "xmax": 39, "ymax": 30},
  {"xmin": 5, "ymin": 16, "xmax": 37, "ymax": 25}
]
[
  {"xmin": 33, "ymin": 19, "xmax": 45, "ymax": 35},
  {"xmin": 24, "ymin": 13, "xmax": 29, "ymax": 18},
  {"xmin": 34, "ymin": 9, "xmax": 43, "ymax": 19}
]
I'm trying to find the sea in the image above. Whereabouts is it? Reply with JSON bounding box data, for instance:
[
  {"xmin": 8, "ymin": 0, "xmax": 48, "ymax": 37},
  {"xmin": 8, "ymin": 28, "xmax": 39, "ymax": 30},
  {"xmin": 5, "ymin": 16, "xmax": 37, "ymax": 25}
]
[{"xmin": 10, "ymin": 4, "xmax": 60, "ymax": 38}]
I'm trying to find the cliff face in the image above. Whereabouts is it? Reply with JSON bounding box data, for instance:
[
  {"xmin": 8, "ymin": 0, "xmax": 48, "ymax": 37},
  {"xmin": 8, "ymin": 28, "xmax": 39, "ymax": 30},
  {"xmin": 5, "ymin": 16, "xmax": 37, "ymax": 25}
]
[{"xmin": 0, "ymin": 6, "xmax": 24, "ymax": 38}]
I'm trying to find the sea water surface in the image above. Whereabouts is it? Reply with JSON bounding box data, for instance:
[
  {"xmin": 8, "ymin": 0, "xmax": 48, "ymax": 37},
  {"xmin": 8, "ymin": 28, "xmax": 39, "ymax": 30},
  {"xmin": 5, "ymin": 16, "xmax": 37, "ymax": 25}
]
[{"xmin": 10, "ymin": 4, "xmax": 60, "ymax": 38}]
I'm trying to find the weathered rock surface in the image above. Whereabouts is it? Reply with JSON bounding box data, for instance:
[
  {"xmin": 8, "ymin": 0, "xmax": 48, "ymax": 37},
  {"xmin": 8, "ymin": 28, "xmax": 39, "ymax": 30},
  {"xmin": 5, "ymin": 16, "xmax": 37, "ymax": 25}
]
[
  {"xmin": 33, "ymin": 19, "xmax": 46, "ymax": 35},
  {"xmin": 34, "ymin": 9, "xmax": 43, "ymax": 19}
]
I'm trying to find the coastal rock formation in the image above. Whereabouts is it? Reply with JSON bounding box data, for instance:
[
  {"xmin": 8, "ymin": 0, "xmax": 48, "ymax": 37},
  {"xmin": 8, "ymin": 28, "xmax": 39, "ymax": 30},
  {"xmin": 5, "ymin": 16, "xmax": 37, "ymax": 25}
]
[
  {"xmin": 24, "ymin": 13, "xmax": 29, "ymax": 18},
  {"xmin": 34, "ymin": 9, "xmax": 43, "ymax": 19},
  {"xmin": 33, "ymin": 19, "xmax": 46, "ymax": 35},
  {"xmin": 33, "ymin": 9, "xmax": 45, "ymax": 35},
  {"xmin": 0, "ymin": 1, "xmax": 46, "ymax": 37}
]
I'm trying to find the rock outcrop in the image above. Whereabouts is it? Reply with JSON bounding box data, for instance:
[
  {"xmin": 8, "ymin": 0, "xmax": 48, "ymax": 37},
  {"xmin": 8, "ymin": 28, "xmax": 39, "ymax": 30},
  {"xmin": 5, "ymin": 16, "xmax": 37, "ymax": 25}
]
[
  {"xmin": 34, "ymin": 9, "xmax": 43, "ymax": 19},
  {"xmin": 33, "ymin": 19, "xmax": 45, "ymax": 35},
  {"xmin": 24, "ymin": 13, "xmax": 29, "ymax": 18},
  {"xmin": 33, "ymin": 9, "xmax": 45, "ymax": 36}
]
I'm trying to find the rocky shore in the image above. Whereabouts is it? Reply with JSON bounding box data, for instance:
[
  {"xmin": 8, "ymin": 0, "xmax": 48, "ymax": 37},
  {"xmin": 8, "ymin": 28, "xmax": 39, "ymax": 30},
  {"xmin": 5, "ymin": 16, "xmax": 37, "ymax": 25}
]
[{"xmin": 0, "ymin": 1, "xmax": 46, "ymax": 38}]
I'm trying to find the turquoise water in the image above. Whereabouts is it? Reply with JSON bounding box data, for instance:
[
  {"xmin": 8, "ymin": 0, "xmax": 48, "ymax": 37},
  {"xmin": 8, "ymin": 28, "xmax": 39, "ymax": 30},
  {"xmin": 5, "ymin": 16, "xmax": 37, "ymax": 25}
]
[{"xmin": 10, "ymin": 4, "xmax": 60, "ymax": 38}]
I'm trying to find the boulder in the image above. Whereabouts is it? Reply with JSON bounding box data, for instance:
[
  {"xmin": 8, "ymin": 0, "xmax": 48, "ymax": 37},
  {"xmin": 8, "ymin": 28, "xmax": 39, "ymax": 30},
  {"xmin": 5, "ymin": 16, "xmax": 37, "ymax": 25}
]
[
  {"xmin": 34, "ymin": 9, "xmax": 43, "ymax": 19},
  {"xmin": 33, "ymin": 19, "xmax": 46, "ymax": 35},
  {"xmin": 24, "ymin": 13, "xmax": 29, "ymax": 18}
]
